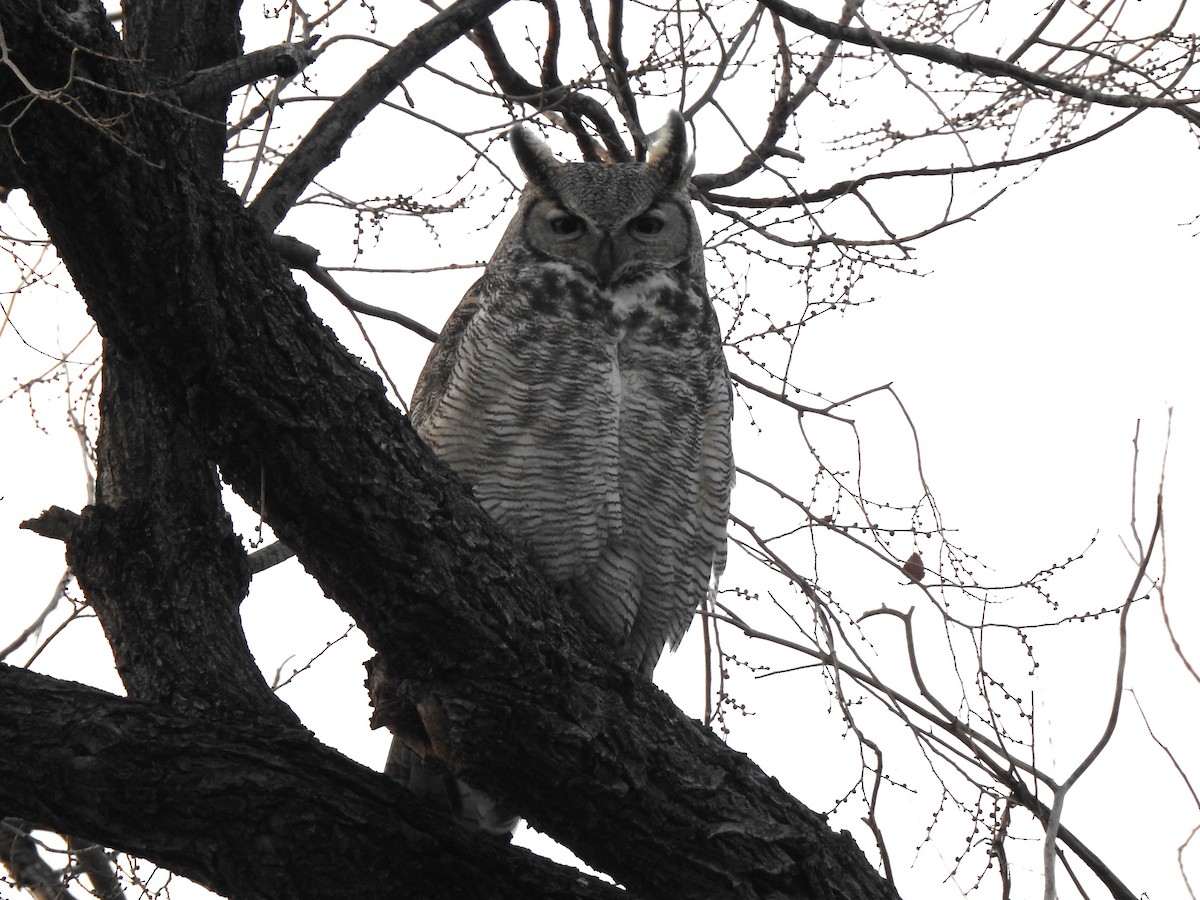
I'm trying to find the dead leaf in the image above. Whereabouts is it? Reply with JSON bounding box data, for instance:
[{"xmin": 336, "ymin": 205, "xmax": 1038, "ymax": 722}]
[{"xmin": 902, "ymin": 551, "xmax": 925, "ymax": 583}]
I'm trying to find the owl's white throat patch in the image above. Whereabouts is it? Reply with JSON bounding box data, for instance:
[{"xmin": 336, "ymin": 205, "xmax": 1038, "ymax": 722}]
[{"xmin": 607, "ymin": 271, "xmax": 689, "ymax": 324}]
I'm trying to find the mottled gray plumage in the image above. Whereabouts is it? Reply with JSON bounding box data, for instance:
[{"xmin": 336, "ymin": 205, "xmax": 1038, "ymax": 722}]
[{"xmin": 388, "ymin": 112, "xmax": 734, "ymax": 833}]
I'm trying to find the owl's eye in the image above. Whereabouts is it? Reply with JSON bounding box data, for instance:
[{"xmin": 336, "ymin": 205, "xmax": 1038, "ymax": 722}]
[
  {"xmin": 630, "ymin": 214, "xmax": 665, "ymax": 236},
  {"xmin": 549, "ymin": 214, "xmax": 584, "ymax": 236}
]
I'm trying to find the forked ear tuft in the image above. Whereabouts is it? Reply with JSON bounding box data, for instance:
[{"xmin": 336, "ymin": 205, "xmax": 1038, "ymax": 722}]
[
  {"xmin": 644, "ymin": 110, "xmax": 690, "ymax": 189},
  {"xmin": 509, "ymin": 125, "xmax": 562, "ymax": 187}
]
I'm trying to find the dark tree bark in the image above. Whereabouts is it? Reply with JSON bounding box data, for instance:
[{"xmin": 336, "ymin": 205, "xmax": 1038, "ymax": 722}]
[
  {"xmin": 78, "ymin": 343, "xmax": 297, "ymax": 724},
  {"xmin": 0, "ymin": 665, "xmax": 627, "ymax": 900},
  {"xmin": 0, "ymin": 2, "xmax": 898, "ymax": 898}
]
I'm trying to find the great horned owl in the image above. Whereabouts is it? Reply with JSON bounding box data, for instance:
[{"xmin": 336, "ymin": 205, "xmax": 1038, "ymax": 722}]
[{"xmin": 388, "ymin": 111, "xmax": 734, "ymax": 833}]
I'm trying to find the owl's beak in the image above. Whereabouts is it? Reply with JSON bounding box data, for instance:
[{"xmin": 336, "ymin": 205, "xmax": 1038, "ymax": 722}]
[{"xmin": 590, "ymin": 233, "xmax": 618, "ymax": 286}]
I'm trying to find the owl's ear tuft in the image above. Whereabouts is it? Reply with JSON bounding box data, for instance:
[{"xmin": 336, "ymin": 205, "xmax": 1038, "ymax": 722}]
[
  {"xmin": 510, "ymin": 125, "xmax": 562, "ymax": 187},
  {"xmin": 645, "ymin": 110, "xmax": 691, "ymax": 189}
]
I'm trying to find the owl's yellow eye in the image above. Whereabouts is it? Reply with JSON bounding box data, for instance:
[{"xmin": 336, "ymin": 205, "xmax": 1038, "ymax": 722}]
[
  {"xmin": 549, "ymin": 214, "xmax": 584, "ymax": 236},
  {"xmin": 630, "ymin": 214, "xmax": 665, "ymax": 236}
]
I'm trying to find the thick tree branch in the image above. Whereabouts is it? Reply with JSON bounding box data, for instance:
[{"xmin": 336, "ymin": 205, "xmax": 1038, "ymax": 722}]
[
  {"xmin": 0, "ymin": 664, "xmax": 626, "ymax": 900},
  {"xmin": 74, "ymin": 343, "xmax": 300, "ymax": 723},
  {"xmin": 175, "ymin": 40, "xmax": 317, "ymax": 107},
  {"xmin": 121, "ymin": 0, "xmax": 245, "ymax": 169},
  {"xmin": 249, "ymin": 0, "xmax": 514, "ymax": 230}
]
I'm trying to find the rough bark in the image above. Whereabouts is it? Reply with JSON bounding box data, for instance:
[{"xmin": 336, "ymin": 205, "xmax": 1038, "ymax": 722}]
[
  {"xmin": 0, "ymin": 665, "xmax": 627, "ymax": 900},
  {"xmin": 0, "ymin": 2, "xmax": 899, "ymax": 899},
  {"xmin": 75, "ymin": 344, "xmax": 298, "ymax": 724}
]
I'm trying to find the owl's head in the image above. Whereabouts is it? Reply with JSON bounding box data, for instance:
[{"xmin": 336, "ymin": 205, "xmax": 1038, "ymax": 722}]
[{"xmin": 504, "ymin": 112, "xmax": 702, "ymax": 288}]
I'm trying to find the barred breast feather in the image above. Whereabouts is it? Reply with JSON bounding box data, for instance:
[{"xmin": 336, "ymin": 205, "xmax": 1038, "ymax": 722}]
[{"xmin": 411, "ymin": 263, "xmax": 732, "ymax": 676}]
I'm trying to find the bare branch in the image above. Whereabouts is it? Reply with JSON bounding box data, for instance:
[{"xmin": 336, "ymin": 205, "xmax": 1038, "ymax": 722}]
[
  {"xmin": 65, "ymin": 836, "xmax": 127, "ymax": 900},
  {"xmin": 0, "ymin": 569, "xmax": 70, "ymax": 662},
  {"xmin": 758, "ymin": 0, "xmax": 1200, "ymax": 125},
  {"xmin": 1043, "ymin": 491, "xmax": 1163, "ymax": 900},
  {"xmin": 246, "ymin": 540, "xmax": 296, "ymax": 575},
  {"xmin": 693, "ymin": 2, "xmax": 857, "ymax": 191},
  {"xmin": 470, "ymin": 15, "xmax": 631, "ymax": 161},
  {"xmin": 578, "ymin": 0, "xmax": 643, "ymax": 149},
  {"xmin": 1006, "ymin": 0, "xmax": 1069, "ymax": 63},
  {"xmin": 0, "ymin": 820, "xmax": 83, "ymax": 900},
  {"xmin": 270, "ymin": 233, "xmax": 441, "ymax": 342},
  {"xmin": 250, "ymin": 0, "xmax": 515, "ymax": 230},
  {"xmin": 698, "ymin": 105, "xmax": 1142, "ymax": 207}
]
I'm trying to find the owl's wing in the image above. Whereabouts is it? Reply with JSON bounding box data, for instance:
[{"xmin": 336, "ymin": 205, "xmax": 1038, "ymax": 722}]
[
  {"xmin": 695, "ymin": 347, "xmax": 734, "ymax": 593},
  {"xmin": 409, "ymin": 281, "xmax": 483, "ymax": 435},
  {"xmin": 663, "ymin": 333, "xmax": 733, "ymax": 673}
]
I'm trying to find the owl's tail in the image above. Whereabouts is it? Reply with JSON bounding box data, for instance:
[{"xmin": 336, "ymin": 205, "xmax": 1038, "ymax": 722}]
[{"xmin": 385, "ymin": 736, "xmax": 520, "ymax": 837}]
